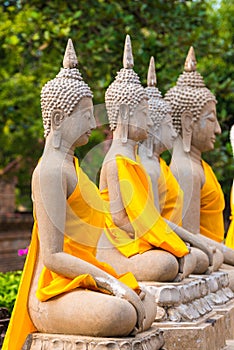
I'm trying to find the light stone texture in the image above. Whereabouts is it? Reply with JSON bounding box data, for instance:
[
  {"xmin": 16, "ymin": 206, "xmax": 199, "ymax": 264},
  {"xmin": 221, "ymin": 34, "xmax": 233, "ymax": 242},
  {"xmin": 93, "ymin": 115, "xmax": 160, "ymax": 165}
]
[
  {"xmin": 24, "ymin": 326, "xmax": 164, "ymax": 350},
  {"xmin": 160, "ymin": 313, "xmax": 226, "ymax": 350}
]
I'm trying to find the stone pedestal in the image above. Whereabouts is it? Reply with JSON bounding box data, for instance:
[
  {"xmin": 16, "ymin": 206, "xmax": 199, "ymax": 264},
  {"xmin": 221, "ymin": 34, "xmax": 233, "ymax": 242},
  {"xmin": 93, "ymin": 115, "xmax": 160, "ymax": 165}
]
[
  {"xmin": 23, "ymin": 326, "xmax": 164, "ymax": 350},
  {"xmin": 214, "ymin": 300, "xmax": 234, "ymax": 340},
  {"xmin": 141, "ymin": 271, "xmax": 234, "ymax": 323},
  {"xmin": 140, "ymin": 271, "xmax": 234, "ymax": 349},
  {"xmin": 161, "ymin": 313, "xmax": 226, "ymax": 350}
]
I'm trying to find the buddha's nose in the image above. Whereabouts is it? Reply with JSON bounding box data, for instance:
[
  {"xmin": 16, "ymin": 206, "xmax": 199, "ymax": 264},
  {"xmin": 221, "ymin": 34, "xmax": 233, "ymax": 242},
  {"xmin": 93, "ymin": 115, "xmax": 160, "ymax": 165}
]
[
  {"xmin": 90, "ymin": 114, "xmax": 97, "ymax": 130},
  {"xmin": 215, "ymin": 119, "xmax": 221, "ymax": 135}
]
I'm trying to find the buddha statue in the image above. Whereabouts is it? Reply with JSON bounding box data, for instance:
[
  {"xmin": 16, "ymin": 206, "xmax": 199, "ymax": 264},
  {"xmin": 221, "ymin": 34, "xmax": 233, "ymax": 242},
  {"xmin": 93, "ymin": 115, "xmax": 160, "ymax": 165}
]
[
  {"xmin": 139, "ymin": 56, "xmax": 223, "ymax": 273},
  {"xmin": 164, "ymin": 47, "xmax": 234, "ymax": 266},
  {"xmin": 225, "ymin": 125, "xmax": 234, "ymax": 248},
  {"xmin": 96, "ymin": 35, "xmax": 198, "ymax": 282},
  {"xmin": 2, "ymin": 39, "xmax": 156, "ymax": 350}
]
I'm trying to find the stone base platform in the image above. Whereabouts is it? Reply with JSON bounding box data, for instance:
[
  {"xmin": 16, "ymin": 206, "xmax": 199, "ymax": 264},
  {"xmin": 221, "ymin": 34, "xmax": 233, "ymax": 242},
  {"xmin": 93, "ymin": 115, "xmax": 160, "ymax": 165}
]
[
  {"xmin": 156, "ymin": 312, "xmax": 226, "ymax": 350},
  {"xmin": 23, "ymin": 326, "xmax": 165, "ymax": 350},
  {"xmin": 140, "ymin": 271, "xmax": 234, "ymax": 349},
  {"xmin": 141, "ymin": 271, "xmax": 234, "ymax": 323},
  {"xmin": 214, "ymin": 300, "xmax": 234, "ymax": 340}
]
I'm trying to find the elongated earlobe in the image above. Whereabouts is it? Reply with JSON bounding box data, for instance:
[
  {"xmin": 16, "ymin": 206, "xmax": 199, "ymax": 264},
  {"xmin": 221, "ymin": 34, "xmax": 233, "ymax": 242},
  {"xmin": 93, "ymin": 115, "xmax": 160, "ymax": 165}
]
[
  {"xmin": 181, "ymin": 111, "xmax": 193, "ymax": 152},
  {"xmin": 147, "ymin": 134, "xmax": 154, "ymax": 158},
  {"xmin": 53, "ymin": 129, "xmax": 62, "ymax": 149},
  {"xmin": 119, "ymin": 104, "xmax": 130, "ymax": 144}
]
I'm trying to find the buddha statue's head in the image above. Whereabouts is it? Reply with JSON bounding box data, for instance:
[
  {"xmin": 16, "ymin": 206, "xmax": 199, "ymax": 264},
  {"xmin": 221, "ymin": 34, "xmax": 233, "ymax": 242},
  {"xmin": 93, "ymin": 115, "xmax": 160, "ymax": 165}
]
[
  {"xmin": 144, "ymin": 56, "xmax": 177, "ymax": 157},
  {"xmin": 165, "ymin": 47, "xmax": 221, "ymax": 153},
  {"xmin": 41, "ymin": 39, "xmax": 95, "ymax": 148},
  {"xmin": 105, "ymin": 35, "xmax": 149, "ymax": 143}
]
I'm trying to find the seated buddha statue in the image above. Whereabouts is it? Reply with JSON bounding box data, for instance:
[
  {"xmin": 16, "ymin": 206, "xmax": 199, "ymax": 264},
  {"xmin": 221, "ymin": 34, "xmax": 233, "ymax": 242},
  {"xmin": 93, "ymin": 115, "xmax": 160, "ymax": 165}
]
[
  {"xmin": 2, "ymin": 39, "xmax": 156, "ymax": 350},
  {"xmin": 96, "ymin": 35, "xmax": 198, "ymax": 282},
  {"xmin": 164, "ymin": 46, "xmax": 234, "ymax": 266},
  {"xmin": 139, "ymin": 56, "xmax": 222, "ymax": 273}
]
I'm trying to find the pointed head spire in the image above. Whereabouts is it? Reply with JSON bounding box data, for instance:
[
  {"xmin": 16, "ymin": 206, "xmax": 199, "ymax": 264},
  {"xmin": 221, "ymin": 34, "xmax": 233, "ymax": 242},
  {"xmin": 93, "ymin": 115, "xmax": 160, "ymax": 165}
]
[
  {"xmin": 41, "ymin": 38, "xmax": 93, "ymax": 138},
  {"xmin": 105, "ymin": 35, "xmax": 147, "ymax": 131},
  {"xmin": 63, "ymin": 38, "xmax": 78, "ymax": 68},
  {"xmin": 184, "ymin": 46, "xmax": 197, "ymax": 72},
  {"xmin": 123, "ymin": 35, "xmax": 134, "ymax": 69},
  {"xmin": 147, "ymin": 56, "xmax": 157, "ymax": 87}
]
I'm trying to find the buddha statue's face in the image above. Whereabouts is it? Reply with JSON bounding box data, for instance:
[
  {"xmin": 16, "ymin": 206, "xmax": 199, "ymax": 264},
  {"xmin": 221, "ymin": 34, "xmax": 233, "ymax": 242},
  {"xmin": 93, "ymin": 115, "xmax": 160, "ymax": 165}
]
[
  {"xmin": 154, "ymin": 114, "xmax": 177, "ymax": 154},
  {"xmin": 60, "ymin": 97, "xmax": 96, "ymax": 147},
  {"xmin": 128, "ymin": 99, "xmax": 152, "ymax": 142},
  {"xmin": 191, "ymin": 100, "xmax": 221, "ymax": 152}
]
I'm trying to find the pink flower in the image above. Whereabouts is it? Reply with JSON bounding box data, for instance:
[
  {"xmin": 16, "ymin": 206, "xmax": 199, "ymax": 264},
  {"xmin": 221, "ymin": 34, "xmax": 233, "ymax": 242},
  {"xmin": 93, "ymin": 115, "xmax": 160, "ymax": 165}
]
[{"xmin": 18, "ymin": 247, "xmax": 28, "ymax": 256}]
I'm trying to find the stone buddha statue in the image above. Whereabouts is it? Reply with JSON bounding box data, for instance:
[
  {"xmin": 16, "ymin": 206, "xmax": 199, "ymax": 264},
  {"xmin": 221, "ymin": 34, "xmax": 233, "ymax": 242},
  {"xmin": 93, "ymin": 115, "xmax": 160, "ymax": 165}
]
[
  {"xmin": 139, "ymin": 56, "xmax": 221, "ymax": 273},
  {"xmin": 2, "ymin": 39, "xmax": 156, "ymax": 350},
  {"xmin": 164, "ymin": 47, "xmax": 234, "ymax": 266},
  {"xmin": 96, "ymin": 35, "xmax": 198, "ymax": 282}
]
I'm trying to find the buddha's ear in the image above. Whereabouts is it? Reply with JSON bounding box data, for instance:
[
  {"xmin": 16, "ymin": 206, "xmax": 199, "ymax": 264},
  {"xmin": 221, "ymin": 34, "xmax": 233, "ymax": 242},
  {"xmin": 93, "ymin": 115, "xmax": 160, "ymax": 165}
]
[
  {"xmin": 119, "ymin": 104, "xmax": 130, "ymax": 144},
  {"xmin": 51, "ymin": 109, "xmax": 66, "ymax": 130},
  {"xmin": 181, "ymin": 110, "xmax": 193, "ymax": 153},
  {"xmin": 51, "ymin": 109, "xmax": 66, "ymax": 149}
]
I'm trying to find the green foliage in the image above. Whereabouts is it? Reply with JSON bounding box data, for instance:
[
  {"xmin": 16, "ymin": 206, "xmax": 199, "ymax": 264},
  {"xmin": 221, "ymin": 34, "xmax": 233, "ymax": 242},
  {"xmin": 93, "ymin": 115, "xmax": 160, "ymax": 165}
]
[
  {"xmin": 0, "ymin": 271, "xmax": 22, "ymax": 314},
  {"xmin": 0, "ymin": 0, "xmax": 233, "ymax": 222}
]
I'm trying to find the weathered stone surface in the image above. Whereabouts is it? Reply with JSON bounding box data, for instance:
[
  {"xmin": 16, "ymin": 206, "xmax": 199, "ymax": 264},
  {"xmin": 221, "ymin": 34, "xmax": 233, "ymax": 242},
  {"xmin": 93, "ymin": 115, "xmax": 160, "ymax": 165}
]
[
  {"xmin": 26, "ymin": 326, "xmax": 164, "ymax": 350},
  {"xmin": 161, "ymin": 313, "xmax": 226, "ymax": 350},
  {"xmin": 142, "ymin": 271, "xmax": 234, "ymax": 323}
]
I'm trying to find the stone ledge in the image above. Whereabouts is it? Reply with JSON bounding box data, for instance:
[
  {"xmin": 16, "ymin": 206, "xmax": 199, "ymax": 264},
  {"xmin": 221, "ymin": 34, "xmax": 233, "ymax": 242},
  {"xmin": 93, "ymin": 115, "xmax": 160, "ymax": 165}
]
[
  {"xmin": 141, "ymin": 271, "xmax": 234, "ymax": 323},
  {"xmin": 24, "ymin": 326, "xmax": 165, "ymax": 350},
  {"xmin": 156, "ymin": 312, "xmax": 226, "ymax": 350}
]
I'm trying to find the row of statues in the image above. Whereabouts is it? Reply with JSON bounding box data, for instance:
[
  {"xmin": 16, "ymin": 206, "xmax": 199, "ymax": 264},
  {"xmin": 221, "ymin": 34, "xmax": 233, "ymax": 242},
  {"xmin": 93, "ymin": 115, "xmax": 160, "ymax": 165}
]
[{"xmin": 3, "ymin": 36, "xmax": 234, "ymax": 350}]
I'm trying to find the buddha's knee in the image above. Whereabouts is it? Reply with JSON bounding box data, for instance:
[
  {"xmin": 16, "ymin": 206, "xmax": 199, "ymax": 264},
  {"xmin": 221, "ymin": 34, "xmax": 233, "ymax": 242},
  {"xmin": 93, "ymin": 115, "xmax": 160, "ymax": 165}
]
[
  {"xmin": 191, "ymin": 247, "xmax": 209, "ymax": 274},
  {"xmin": 212, "ymin": 248, "xmax": 224, "ymax": 271},
  {"xmin": 130, "ymin": 250, "xmax": 179, "ymax": 282},
  {"xmin": 30, "ymin": 290, "xmax": 137, "ymax": 337}
]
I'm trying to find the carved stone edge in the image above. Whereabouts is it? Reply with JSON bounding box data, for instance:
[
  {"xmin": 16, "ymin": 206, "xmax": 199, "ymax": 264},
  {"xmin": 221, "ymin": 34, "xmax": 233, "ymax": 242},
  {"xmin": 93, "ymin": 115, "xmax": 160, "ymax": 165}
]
[
  {"xmin": 141, "ymin": 271, "xmax": 234, "ymax": 322},
  {"xmin": 26, "ymin": 326, "xmax": 165, "ymax": 350}
]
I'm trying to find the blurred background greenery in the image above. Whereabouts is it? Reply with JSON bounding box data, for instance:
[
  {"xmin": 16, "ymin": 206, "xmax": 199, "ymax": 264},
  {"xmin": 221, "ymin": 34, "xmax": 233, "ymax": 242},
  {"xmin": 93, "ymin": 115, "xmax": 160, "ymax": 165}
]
[{"xmin": 0, "ymin": 0, "xmax": 233, "ymax": 230}]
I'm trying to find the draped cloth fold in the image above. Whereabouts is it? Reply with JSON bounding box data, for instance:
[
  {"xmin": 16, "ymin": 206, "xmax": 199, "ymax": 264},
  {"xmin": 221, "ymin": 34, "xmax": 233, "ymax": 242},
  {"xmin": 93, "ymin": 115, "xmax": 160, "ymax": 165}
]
[
  {"xmin": 3, "ymin": 157, "xmax": 139, "ymax": 350},
  {"xmin": 225, "ymin": 184, "xmax": 234, "ymax": 248},
  {"xmin": 101, "ymin": 155, "xmax": 189, "ymax": 258},
  {"xmin": 200, "ymin": 160, "xmax": 225, "ymax": 243}
]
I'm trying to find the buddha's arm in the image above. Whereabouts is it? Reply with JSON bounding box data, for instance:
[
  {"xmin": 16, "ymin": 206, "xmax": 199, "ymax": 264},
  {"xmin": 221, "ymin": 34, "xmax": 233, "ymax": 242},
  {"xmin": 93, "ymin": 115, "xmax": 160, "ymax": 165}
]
[
  {"xmin": 105, "ymin": 160, "xmax": 135, "ymax": 236},
  {"xmin": 32, "ymin": 168, "xmax": 145, "ymax": 330},
  {"xmin": 196, "ymin": 233, "xmax": 234, "ymax": 266},
  {"xmin": 170, "ymin": 161, "xmax": 201, "ymax": 233},
  {"xmin": 165, "ymin": 220, "xmax": 214, "ymax": 265}
]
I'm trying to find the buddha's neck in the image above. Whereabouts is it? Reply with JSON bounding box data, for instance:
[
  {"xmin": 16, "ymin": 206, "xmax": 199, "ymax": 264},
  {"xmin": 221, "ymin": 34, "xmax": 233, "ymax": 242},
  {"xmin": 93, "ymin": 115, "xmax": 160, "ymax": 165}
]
[
  {"xmin": 43, "ymin": 136, "xmax": 75, "ymax": 162},
  {"xmin": 138, "ymin": 140, "xmax": 160, "ymax": 162},
  {"xmin": 111, "ymin": 134, "xmax": 137, "ymax": 160},
  {"xmin": 173, "ymin": 137, "xmax": 201, "ymax": 165}
]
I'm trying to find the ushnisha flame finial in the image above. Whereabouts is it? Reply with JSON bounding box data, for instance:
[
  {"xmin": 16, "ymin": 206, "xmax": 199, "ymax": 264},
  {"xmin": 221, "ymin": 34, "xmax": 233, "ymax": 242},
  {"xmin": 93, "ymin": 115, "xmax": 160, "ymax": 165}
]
[
  {"xmin": 63, "ymin": 38, "xmax": 78, "ymax": 69},
  {"xmin": 123, "ymin": 35, "xmax": 134, "ymax": 69},
  {"xmin": 147, "ymin": 56, "xmax": 157, "ymax": 87},
  {"xmin": 184, "ymin": 46, "xmax": 197, "ymax": 72}
]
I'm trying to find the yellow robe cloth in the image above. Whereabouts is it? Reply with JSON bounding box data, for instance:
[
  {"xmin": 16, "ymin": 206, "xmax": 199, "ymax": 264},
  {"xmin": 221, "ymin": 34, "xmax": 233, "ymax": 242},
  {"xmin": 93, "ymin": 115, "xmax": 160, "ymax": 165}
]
[
  {"xmin": 200, "ymin": 160, "xmax": 225, "ymax": 242},
  {"xmin": 3, "ymin": 157, "xmax": 139, "ymax": 350},
  {"xmin": 101, "ymin": 155, "xmax": 189, "ymax": 258},
  {"xmin": 225, "ymin": 183, "xmax": 234, "ymax": 248},
  {"xmin": 158, "ymin": 158, "xmax": 183, "ymax": 226}
]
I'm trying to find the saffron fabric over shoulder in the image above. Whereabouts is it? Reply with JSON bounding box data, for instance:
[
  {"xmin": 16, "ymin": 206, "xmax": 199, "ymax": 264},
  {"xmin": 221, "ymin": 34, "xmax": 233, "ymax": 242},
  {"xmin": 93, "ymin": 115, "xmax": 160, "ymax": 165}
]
[{"xmin": 100, "ymin": 155, "xmax": 189, "ymax": 258}]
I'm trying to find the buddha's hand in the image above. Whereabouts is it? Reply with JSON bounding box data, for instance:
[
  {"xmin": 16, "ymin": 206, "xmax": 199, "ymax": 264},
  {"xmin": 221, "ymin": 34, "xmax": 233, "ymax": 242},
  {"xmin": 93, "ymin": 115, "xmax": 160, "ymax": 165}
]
[{"xmin": 95, "ymin": 276, "xmax": 146, "ymax": 334}]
